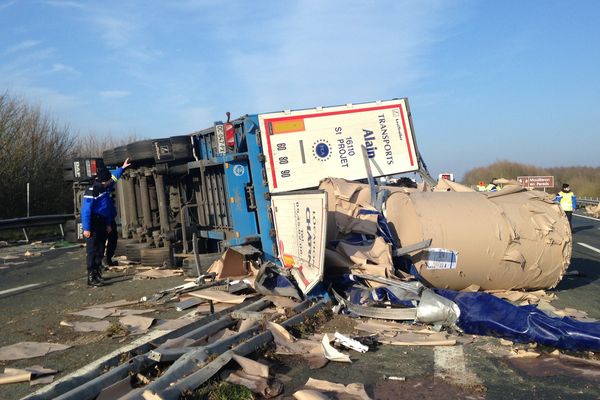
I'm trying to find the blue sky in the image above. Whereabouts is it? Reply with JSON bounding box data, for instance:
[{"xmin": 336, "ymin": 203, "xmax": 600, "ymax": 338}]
[{"xmin": 1, "ymin": 0, "xmax": 599, "ymax": 179}]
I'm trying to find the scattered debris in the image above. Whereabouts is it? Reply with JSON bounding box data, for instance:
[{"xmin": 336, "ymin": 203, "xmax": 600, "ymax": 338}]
[
  {"xmin": 585, "ymin": 203, "xmax": 600, "ymax": 218},
  {"xmin": 85, "ymin": 299, "xmax": 139, "ymax": 309},
  {"xmin": 119, "ymin": 315, "xmax": 155, "ymax": 335},
  {"xmin": 60, "ymin": 320, "xmax": 111, "ymax": 332},
  {"xmin": 174, "ymin": 298, "xmax": 203, "ymax": 311},
  {"xmin": 0, "ymin": 366, "xmax": 57, "ymax": 385},
  {"xmin": 135, "ymin": 268, "xmax": 183, "ymax": 279},
  {"xmin": 188, "ymin": 288, "xmax": 251, "ymax": 304},
  {"xmin": 207, "ymin": 247, "xmax": 256, "ymax": 279},
  {"xmin": 68, "ymin": 308, "xmax": 114, "ymax": 319},
  {"xmin": 384, "ymin": 376, "xmax": 406, "ymax": 381},
  {"xmin": 0, "ymin": 342, "xmax": 70, "ymax": 361},
  {"xmin": 110, "ymin": 308, "xmax": 156, "ymax": 317},
  {"xmin": 293, "ymin": 377, "xmax": 371, "ymax": 400},
  {"xmin": 321, "ymin": 334, "xmax": 352, "ymax": 363},
  {"xmin": 333, "ymin": 331, "xmax": 369, "ymax": 353},
  {"xmin": 378, "ymin": 332, "xmax": 456, "ymax": 347},
  {"xmin": 508, "ymin": 353, "xmax": 600, "ymax": 381}
]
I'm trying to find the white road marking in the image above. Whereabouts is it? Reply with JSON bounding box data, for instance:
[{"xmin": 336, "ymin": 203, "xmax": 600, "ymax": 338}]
[
  {"xmin": 0, "ymin": 283, "xmax": 42, "ymax": 296},
  {"xmin": 434, "ymin": 345, "xmax": 483, "ymax": 389},
  {"xmin": 577, "ymin": 242, "xmax": 600, "ymax": 255},
  {"xmin": 574, "ymin": 213, "xmax": 600, "ymax": 222}
]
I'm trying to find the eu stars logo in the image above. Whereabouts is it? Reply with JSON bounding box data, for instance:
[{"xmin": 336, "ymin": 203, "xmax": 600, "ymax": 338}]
[{"xmin": 312, "ymin": 139, "xmax": 331, "ymax": 161}]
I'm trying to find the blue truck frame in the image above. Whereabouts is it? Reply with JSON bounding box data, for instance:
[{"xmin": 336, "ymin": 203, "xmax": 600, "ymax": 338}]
[{"xmin": 187, "ymin": 115, "xmax": 279, "ymax": 263}]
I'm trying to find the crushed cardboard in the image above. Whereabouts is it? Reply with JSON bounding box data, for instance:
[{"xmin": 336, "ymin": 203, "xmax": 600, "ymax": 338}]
[
  {"xmin": 188, "ymin": 289, "xmax": 250, "ymax": 304},
  {"xmin": 85, "ymin": 299, "xmax": 139, "ymax": 309},
  {"xmin": 68, "ymin": 308, "xmax": 115, "ymax": 319},
  {"xmin": 135, "ymin": 268, "xmax": 183, "ymax": 279},
  {"xmin": 0, "ymin": 366, "xmax": 57, "ymax": 386},
  {"xmin": 119, "ymin": 315, "xmax": 155, "ymax": 335},
  {"xmin": 207, "ymin": 248, "xmax": 251, "ymax": 279},
  {"xmin": 0, "ymin": 342, "xmax": 70, "ymax": 361},
  {"xmin": 60, "ymin": 320, "xmax": 111, "ymax": 332},
  {"xmin": 294, "ymin": 377, "xmax": 371, "ymax": 400},
  {"xmin": 585, "ymin": 203, "xmax": 600, "ymax": 218}
]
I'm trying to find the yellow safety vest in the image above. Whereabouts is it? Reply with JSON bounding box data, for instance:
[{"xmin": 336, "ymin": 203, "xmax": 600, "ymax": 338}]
[
  {"xmin": 559, "ymin": 191, "xmax": 574, "ymax": 212},
  {"xmin": 484, "ymin": 184, "xmax": 497, "ymax": 192}
]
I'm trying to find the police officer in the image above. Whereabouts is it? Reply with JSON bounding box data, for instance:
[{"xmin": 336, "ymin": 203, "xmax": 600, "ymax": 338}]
[
  {"xmin": 81, "ymin": 159, "xmax": 131, "ymax": 286},
  {"xmin": 556, "ymin": 183, "xmax": 577, "ymax": 231}
]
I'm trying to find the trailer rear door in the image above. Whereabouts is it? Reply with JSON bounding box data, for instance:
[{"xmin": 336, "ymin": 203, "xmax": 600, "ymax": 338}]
[{"xmin": 271, "ymin": 191, "xmax": 327, "ymax": 294}]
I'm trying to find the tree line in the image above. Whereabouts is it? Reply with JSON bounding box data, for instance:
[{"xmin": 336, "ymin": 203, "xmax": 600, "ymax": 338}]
[
  {"xmin": 0, "ymin": 92, "xmax": 140, "ymax": 219},
  {"xmin": 463, "ymin": 160, "xmax": 600, "ymax": 198}
]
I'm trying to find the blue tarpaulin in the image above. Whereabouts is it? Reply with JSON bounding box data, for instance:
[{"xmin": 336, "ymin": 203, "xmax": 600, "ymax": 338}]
[{"xmin": 436, "ymin": 289, "xmax": 600, "ymax": 352}]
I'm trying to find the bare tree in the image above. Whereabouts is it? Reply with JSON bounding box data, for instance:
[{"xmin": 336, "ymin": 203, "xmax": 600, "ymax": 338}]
[
  {"xmin": 0, "ymin": 92, "xmax": 148, "ymax": 218},
  {"xmin": 0, "ymin": 93, "xmax": 75, "ymax": 218}
]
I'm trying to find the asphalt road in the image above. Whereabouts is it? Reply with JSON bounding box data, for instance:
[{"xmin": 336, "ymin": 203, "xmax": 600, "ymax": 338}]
[{"xmin": 0, "ymin": 212, "xmax": 599, "ymax": 399}]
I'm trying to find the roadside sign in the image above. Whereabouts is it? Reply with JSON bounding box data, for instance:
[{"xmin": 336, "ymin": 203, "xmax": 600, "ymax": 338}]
[
  {"xmin": 258, "ymin": 99, "xmax": 419, "ymax": 193},
  {"xmin": 438, "ymin": 173, "xmax": 454, "ymax": 182},
  {"xmin": 271, "ymin": 191, "xmax": 327, "ymax": 294},
  {"xmin": 517, "ymin": 176, "xmax": 555, "ymax": 189}
]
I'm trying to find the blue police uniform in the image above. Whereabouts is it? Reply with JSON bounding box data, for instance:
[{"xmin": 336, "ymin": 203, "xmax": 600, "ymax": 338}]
[{"xmin": 81, "ymin": 167, "xmax": 123, "ymax": 284}]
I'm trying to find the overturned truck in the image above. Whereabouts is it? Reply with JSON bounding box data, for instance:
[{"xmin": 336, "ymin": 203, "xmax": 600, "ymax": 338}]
[{"xmin": 63, "ymin": 98, "xmax": 572, "ymax": 293}]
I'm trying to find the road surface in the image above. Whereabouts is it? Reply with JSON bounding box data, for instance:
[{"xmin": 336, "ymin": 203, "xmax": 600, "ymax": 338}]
[{"xmin": 0, "ymin": 212, "xmax": 599, "ymax": 399}]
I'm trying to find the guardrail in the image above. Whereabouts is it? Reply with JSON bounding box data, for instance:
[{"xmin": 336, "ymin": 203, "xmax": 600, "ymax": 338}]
[
  {"xmin": 578, "ymin": 197, "xmax": 600, "ymax": 207},
  {"xmin": 0, "ymin": 214, "xmax": 74, "ymax": 231}
]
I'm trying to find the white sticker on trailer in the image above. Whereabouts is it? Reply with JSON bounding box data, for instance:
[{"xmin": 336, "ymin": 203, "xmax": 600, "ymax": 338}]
[
  {"xmin": 215, "ymin": 123, "xmax": 226, "ymax": 155},
  {"xmin": 258, "ymin": 99, "xmax": 418, "ymax": 193},
  {"xmin": 425, "ymin": 248, "xmax": 458, "ymax": 270},
  {"xmin": 271, "ymin": 191, "xmax": 327, "ymax": 294}
]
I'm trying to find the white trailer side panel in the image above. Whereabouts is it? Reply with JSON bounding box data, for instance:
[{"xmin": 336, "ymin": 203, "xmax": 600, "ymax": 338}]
[{"xmin": 258, "ymin": 98, "xmax": 418, "ymax": 193}]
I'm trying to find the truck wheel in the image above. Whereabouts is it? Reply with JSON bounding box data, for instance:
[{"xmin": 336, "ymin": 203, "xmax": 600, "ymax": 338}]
[
  {"xmin": 102, "ymin": 149, "xmax": 117, "ymax": 166},
  {"xmin": 114, "ymin": 238, "xmax": 138, "ymax": 257},
  {"xmin": 125, "ymin": 242, "xmax": 150, "ymax": 262},
  {"xmin": 127, "ymin": 140, "xmax": 155, "ymax": 162},
  {"xmin": 181, "ymin": 252, "xmax": 222, "ymax": 277},
  {"xmin": 114, "ymin": 145, "xmax": 128, "ymax": 164},
  {"xmin": 181, "ymin": 256, "xmax": 198, "ymax": 277},
  {"xmin": 140, "ymin": 246, "xmax": 172, "ymax": 267}
]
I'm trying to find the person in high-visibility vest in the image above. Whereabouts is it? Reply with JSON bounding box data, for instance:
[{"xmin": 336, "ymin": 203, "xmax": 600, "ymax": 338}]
[
  {"xmin": 484, "ymin": 179, "xmax": 497, "ymax": 192},
  {"xmin": 555, "ymin": 183, "xmax": 577, "ymax": 231}
]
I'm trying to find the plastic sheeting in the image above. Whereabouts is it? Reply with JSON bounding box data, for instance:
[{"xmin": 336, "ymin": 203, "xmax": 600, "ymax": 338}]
[{"xmin": 436, "ymin": 289, "xmax": 600, "ymax": 352}]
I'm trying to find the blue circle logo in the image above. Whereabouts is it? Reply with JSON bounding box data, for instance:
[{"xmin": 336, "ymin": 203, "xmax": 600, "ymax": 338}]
[
  {"xmin": 233, "ymin": 165, "xmax": 245, "ymax": 176},
  {"xmin": 312, "ymin": 140, "xmax": 331, "ymax": 161}
]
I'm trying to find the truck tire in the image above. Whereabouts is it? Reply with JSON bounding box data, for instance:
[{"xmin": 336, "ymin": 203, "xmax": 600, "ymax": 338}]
[
  {"xmin": 140, "ymin": 246, "xmax": 172, "ymax": 267},
  {"xmin": 102, "ymin": 149, "xmax": 117, "ymax": 166},
  {"xmin": 181, "ymin": 252, "xmax": 222, "ymax": 277},
  {"xmin": 127, "ymin": 140, "xmax": 155, "ymax": 162},
  {"xmin": 114, "ymin": 238, "xmax": 138, "ymax": 257},
  {"xmin": 125, "ymin": 242, "xmax": 150, "ymax": 262},
  {"xmin": 114, "ymin": 146, "xmax": 128, "ymax": 164},
  {"xmin": 181, "ymin": 257, "xmax": 198, "ymax": 277}
]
